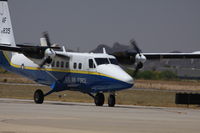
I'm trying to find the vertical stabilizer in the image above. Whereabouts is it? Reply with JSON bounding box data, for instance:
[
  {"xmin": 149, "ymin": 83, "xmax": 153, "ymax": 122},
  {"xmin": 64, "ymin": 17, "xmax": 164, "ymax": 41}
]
[{"xmin": 0, "ymin": 0, "xmax": 15, "ymax": 46}]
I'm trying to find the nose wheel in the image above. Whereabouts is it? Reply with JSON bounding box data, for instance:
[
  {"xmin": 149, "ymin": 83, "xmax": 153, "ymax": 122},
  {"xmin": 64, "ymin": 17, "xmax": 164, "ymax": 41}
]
[
  {"xmin": 34, "ymin": 89, "xmax": 44, "ymax": 104},
  {"xmin": 94, "ymin": 93, "xmax": 105, "ymax": 106}
]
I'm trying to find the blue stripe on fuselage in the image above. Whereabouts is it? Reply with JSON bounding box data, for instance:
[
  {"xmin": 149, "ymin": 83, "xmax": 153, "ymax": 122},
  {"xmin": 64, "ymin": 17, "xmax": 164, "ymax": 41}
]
[{"xmin": 0, "ymin": 51, "xmax": 133, "ymax": 93}]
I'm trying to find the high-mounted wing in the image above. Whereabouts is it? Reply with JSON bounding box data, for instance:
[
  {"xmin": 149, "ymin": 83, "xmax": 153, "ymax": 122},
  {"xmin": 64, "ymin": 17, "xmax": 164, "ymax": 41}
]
[
  {"xmin": 0, "ymin": 45, "xmax": 23, "ymax": 53},
  {"xmin": 112, "ymin": 39, "xmax": 200, "ymax": 77},
  {"xmin": 143, "ymin": 52, "xmax": 200, "ymax": 59},
  {"xmin": 0, "ymin": 32, "xmax": 66, "ymax": 68}
]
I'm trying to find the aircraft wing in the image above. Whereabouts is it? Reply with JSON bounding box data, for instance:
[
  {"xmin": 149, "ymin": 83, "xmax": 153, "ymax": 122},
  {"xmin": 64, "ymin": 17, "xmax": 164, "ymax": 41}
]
[
  {"xmin": 113, "ymin": 51, "xmax": 200, "ymax": 66},
  {"xmin": 0, "ymin": 43, "xmax": 64, "ymax": 59},
  {"xmin": 143, "ymin": 52, "xmax": 200, "ymax": 59},
  {"xmin": 0, "ymin": 45, "xmax": 23, "ymax": 53}
]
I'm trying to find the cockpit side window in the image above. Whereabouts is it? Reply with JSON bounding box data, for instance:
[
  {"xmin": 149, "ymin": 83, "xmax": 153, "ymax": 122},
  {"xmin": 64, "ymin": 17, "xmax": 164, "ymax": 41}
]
[
  {"xmin": 95, "ymin": 58, "xmax": 109, "ymax": 65},
  {"xmin": 109, "ymin": 58, "xmax": 118, "ymax": 65},
  {"xmin": 89, "ymin": 59, "xmax": 95, "ymax": 68}
]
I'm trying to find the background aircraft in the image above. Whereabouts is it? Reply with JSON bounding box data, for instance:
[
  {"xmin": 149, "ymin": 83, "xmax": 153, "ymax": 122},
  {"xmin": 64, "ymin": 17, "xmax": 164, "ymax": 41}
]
[{"xmin": 0, "ymin": 0, "xmax": 200, "ymax": 107}]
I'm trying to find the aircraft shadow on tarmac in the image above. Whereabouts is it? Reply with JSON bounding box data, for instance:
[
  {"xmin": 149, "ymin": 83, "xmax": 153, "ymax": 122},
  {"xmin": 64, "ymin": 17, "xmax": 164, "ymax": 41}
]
[
  {"xmin": 47, "ymin": 101, "xmax": 195, "ymax": 114},
  {"xmin": 47, "ymin": 101, "xmax": 166, "ymax": 110}
]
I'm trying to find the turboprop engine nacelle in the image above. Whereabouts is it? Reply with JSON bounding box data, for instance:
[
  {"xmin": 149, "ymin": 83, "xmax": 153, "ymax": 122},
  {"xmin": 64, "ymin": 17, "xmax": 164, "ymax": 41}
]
[
  {"xmin": 135, "ymin": 53, "xmax": 146, "ymax": 64},
  {"xmin": 135, "ymin": 53, "xmax": 146, "ymax": 69},
  {"xmin": 44, "ymin": 48, "xmax": 56, "ymax": 64}
]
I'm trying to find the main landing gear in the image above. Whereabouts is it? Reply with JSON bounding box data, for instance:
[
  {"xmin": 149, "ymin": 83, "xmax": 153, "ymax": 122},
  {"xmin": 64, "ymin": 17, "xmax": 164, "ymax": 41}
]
[
  {"xmin": 92, "ymin": 93, "xmax": 116, "ymax": 107},
  {"xmin": 34, "ymin": 89, "xmax": 44, "ymax": 104},
  {"xmin": 34, "ymin": 89, "xmax": 116, "ymax": 107},
  {"xmin": 108, "ymin": 94, "xmax": 116, "ymax": 107},
  {"xmin": 94, "ymin": 93, "xmax": 105, "ymax": 106}
]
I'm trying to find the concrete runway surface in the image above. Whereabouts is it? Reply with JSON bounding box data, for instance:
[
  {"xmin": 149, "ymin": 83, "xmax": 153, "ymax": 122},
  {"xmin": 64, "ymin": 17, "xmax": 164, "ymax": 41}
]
[{"xmin": 0, "ymin": 98, "xmax": 200, "ymax": 133}]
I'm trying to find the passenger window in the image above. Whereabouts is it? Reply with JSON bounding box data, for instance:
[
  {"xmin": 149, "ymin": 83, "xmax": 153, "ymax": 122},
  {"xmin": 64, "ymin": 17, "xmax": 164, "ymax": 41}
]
[
  {"xmin": 52, "ymin": 61, "xmax": 55, "ymax": 67},
  {"xmin": 73, "ymin": 63, "xmax": 77, "ymax": 69},
  {"xmin": 65, "ymin": 62, "xmax": 69, "ymax": 68},
  {"xmin": 78, "ymin": 63, "xmax": 82, "ymax": 69},
  {"xmin": 56, "ymin": 61, "xmax": 60, "ymax": 67},
  {"xmin": 89, "ymin": 59, "xmax": 95, "ymax": 68},
  {"xmin": 61, "ymin": 61, "xmax": 64, "ymax": 68}
]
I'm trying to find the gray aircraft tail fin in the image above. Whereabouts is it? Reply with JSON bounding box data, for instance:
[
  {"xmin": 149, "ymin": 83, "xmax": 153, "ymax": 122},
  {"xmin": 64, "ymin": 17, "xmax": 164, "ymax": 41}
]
[{"xmin": 0, "ymin": 0, "xmax": 16, "ymax": 47}]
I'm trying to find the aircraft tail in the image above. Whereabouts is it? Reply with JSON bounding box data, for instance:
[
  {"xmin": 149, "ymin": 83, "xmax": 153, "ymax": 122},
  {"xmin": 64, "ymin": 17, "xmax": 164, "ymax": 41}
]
[
  {"xmin": 0, "ymin": 0, "xmax": 15, "ymax": 66},
  {"xmin": 0, "ymin": 0, "xmax": 16, "ymax": 47}
]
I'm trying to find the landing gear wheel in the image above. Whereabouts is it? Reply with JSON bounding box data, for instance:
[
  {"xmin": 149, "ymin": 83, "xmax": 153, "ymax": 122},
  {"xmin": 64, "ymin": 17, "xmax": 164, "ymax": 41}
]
[
  {"xmin": 34, "ymin": 89, "xmax": 44, "ymax": 104},
  {"xmin": 108, "ymin": 94, "xmax": 116, "ymax": 107},
  {"xmin": 94, "ymin": 93, "xmax": 105, "ymax": 106}
]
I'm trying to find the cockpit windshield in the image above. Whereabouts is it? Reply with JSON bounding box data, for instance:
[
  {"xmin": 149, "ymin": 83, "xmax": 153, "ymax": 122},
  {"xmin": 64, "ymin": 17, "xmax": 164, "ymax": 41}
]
[
  {"xmin": 109, "ymin": 58, "xmax": 118, "ymax": 65},
  {"xmin": 94, "ymin": 58, "xmax": 118, "ymax": 65},
  {"xmin": 95, "ymin": 58, "xmax": 109, "ymax": 65}
]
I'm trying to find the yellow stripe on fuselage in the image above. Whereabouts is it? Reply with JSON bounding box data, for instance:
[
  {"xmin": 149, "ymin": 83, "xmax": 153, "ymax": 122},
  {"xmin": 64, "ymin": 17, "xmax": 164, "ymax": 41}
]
[{"xmin": 2, "ymin": 52, "xmax": 120, "ymax": 81}]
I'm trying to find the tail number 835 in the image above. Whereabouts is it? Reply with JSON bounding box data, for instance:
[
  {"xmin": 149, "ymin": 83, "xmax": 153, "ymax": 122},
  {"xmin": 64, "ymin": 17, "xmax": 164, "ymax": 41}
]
[{"xmin": 1, "ymin": 28, "xmax": 11, "ymax": 34}]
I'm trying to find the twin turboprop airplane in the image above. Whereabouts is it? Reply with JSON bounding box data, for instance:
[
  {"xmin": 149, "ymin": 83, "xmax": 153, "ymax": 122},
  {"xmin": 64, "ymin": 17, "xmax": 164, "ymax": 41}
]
[{"xmin": 1, "ymin": 0, "xmax": 200, "ymax": 107}]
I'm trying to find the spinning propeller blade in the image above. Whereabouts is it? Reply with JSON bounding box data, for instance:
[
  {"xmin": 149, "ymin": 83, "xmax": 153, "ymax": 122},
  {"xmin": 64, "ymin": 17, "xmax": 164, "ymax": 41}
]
[
  {"xmin": 40, "ymin": 32, "xmax": 54, "ymax": 68},
  {"xmin": 43, "ymin": 32, "xmax": 51, "ymax": 47},
  {"xmin": 130, "ymin": 39, "xmax": 142, "ymax": 55},
  {"xmin": 129, "ymin": 39, "xmax": 145, "ymax": 77}
]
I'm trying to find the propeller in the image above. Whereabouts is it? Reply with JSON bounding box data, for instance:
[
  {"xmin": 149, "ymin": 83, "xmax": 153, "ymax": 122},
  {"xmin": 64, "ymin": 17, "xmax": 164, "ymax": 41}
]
[
  {"xmin": 130, "ymin": 39, "xmax": 142, "ymax": 55},
  {"xmin": 43, "ymin": 32, "xmax": 51, "ymax": 47},
  {"xmin": 129, "ymin": 39, "xmax": 146, "ymax": 77},
  {"xmin": 39, "ymin": 56, "xmax": 52, "ymax": 68},
  {"xmin": 132, "ymin": 62, "xmax": 143, "ymax": 77},
  {"xmin": 39, "ymin": 32, "xmax": 56, "ymax": 68}
]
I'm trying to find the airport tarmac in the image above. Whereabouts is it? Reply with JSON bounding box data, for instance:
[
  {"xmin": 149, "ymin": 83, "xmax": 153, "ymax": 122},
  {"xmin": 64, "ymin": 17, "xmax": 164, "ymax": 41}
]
[{"xmin": 0, "ymin": 98, "xmax": 200, "ymax": 133}]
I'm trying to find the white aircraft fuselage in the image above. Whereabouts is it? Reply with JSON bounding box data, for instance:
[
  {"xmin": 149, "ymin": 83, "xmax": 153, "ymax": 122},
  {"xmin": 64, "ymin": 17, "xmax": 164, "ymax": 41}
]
[{"xmin": 0, "ymin": 51, "xmax": 134, "ymax": 94}]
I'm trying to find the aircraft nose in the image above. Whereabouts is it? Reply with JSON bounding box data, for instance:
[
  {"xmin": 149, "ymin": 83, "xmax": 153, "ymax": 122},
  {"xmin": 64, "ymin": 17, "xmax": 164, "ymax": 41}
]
[
  {"xmin": 117, "ymin": 72, "xmax": 134, "ymax": 85},
  {"xmin": 97, "ymin": 64, "xmax": 134, "ymax": 85},
  {"xmin": 123, "ymin": 76, "xmax": 134, "ymax": 84}
]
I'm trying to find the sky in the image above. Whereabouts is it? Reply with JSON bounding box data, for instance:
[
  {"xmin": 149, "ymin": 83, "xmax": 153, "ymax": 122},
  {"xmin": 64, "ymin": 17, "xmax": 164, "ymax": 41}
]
[{"xmin": 8, "ymin": 0, "xmax": 200, "ymax": 52}]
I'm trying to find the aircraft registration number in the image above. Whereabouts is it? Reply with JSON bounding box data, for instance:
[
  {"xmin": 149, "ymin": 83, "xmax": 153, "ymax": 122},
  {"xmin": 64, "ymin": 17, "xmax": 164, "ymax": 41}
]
[{"xmin": 1, "ymin": 28, "xmax": 10, "ymax": 34}]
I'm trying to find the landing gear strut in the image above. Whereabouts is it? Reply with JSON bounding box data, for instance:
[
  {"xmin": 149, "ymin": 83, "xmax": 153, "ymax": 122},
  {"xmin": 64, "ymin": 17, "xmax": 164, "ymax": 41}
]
[
  {"xmin": 34, "ymin": 89, "xmax": 44, "ymax": 104},
  {"xmin": 108, "ymin": 94, "xmax": 116, "ymax": 107},
  {"xmin": 94, "ymin": 93, "xmax": 105, "ymax": 106}
]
